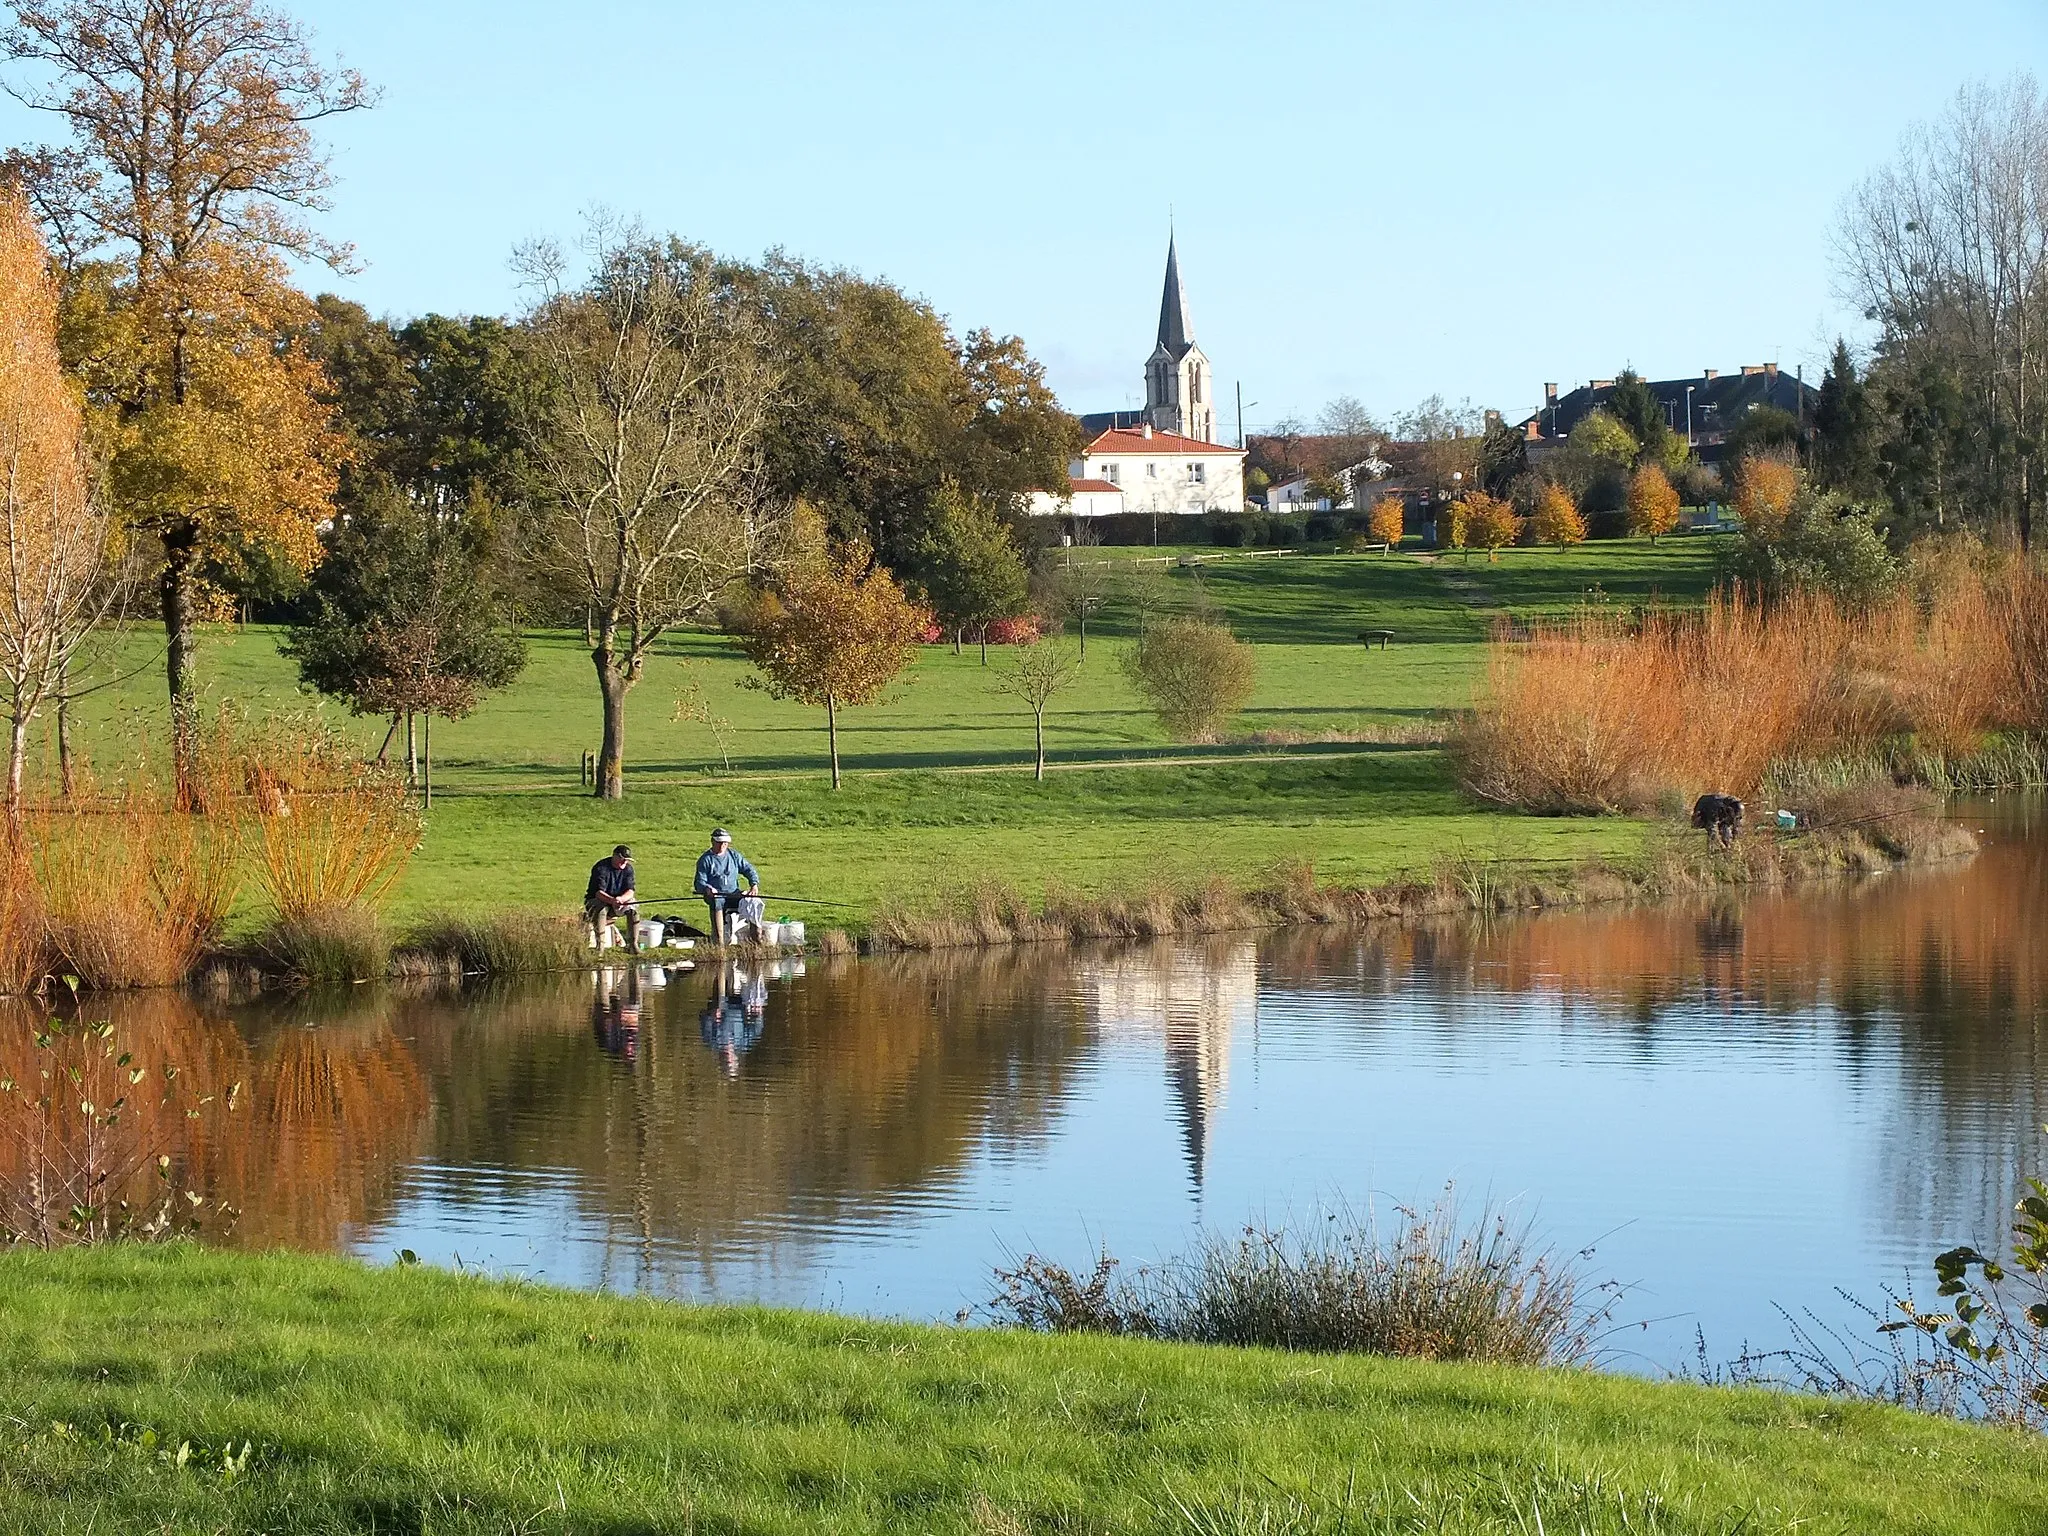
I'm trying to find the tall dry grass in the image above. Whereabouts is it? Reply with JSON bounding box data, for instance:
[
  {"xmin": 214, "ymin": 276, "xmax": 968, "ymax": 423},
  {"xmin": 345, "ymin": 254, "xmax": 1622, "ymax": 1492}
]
[
  {"xmin": 243, "ymin": 723, "xmax": 421, "ymax": 921},
  {"xmin": 1456, "ymin": 564, "xmax": 2048, "ymax": 814}
]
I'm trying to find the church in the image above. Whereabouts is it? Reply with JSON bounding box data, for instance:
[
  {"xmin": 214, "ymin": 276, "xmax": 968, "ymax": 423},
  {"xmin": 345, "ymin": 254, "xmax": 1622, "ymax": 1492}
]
[{"xmin": 1035, "ymin": 237, "xmax": 1246, "ymax": 519}]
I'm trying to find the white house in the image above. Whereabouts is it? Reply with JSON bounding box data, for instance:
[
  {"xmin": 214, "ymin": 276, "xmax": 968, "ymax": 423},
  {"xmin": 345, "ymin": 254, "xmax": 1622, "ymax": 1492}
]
[
  {"xmin": 1027, "ymin": 476, "xmax": 1127, "ymax": 518},
  {"xmin": 1072, "ymin": 424, "xmax": 1244, "ymax": 515}
]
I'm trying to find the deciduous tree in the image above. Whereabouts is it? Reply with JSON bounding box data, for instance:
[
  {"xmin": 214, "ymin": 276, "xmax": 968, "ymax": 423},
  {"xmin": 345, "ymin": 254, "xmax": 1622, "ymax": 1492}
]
[
  {"xmin": 0, "ymin": 188, "xmax": 112, "ymax": 814},
  {"xmin": 917, "ymin": 483, "xmax": 1027, "ymax": 664},
  {"xmin": 517, "ymin": 221, "xmax": 780, "ymax": 800},
  {"xmin": 991, "ymin": 636, "xmax": 1079, "ymax": 780},
  {"xmin": 739, "ymin": 541, "xmax": 927, "ymax": 789},
  {"xmin": 1464, "ymin": 492, "xmax": 1522, "ymax": 561},
  {"xmin": 1625, "ymin": 464, "xmax": 1681, "ymax": 543},
  {"xmin": 1121, "ymin": 613, "xmax": 1257, "ymax": 743},
  {"xmin": 1530, "ymin": 483, "xmax": 1587, "ymax": 550},
  {"xmin": 2, "ymin": 0, "xmax": 371, "ymax": 768},
  {"xmin": 1366, "ymin": 496, "xmax": 1404, "ymax": 550},
  {"xmin": 1735, "ymin": 456, "xmax": 1801, "ymax": 540}
]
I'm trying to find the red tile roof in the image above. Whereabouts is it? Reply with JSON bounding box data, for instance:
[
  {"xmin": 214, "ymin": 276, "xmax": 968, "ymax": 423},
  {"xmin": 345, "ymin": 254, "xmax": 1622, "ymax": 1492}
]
[
  {"xmin": 1083, "ymin": 427, "xmax": 1243, "ymax": 456},
  {"xmin": 1069, "ymin": 478, "xmax": 1122, "ymax": 494}
]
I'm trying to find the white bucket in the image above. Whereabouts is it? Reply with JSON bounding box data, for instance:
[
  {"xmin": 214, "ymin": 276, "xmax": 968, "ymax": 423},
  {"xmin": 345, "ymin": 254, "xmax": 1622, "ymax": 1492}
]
[
  {"xmin": 783, "ymin": 920, "xmax": 806, "ymax": 947},
  {"xmin": 634, "ymin": 920, "xmax": 665, "ymax": 950},
  {"xmin": 759, "ymin": 921, "xmax": 787, "ymax": 947}
]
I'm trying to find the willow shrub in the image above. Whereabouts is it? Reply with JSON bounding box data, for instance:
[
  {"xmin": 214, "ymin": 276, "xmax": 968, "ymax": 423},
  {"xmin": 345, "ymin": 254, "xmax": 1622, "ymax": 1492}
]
[{"xmin": 1120, "ymin": 613, "xmax": 1257, "ymax": 743}]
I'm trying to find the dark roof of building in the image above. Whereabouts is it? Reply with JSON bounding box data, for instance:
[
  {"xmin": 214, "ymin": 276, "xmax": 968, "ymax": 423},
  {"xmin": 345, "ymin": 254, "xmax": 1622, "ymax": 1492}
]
[
  {"xmin": 1519, "ymin": 367, "xmax": 1817, "ymax": 459},
  {"xmin": 1078, "ymin": 408, "xmax": 1149, "ymax": 436}
]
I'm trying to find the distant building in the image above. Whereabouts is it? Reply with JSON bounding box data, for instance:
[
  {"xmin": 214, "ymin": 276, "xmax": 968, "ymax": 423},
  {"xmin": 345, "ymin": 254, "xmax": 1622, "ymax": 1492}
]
[
  {"xmin": 1079, "ymin": 234, "xmax": 1223, "ymax": 445},
  {"xmin": 1517, "ymin": 365, "xmax": 1818, "ymax": 466},
  {"xmin": 1026, "ymin": 476, "xmax": 1126, "ymax": 519},
  {"xmin": 1070, "ymin": 424, "xmax": 1243, "ymax": 516}
]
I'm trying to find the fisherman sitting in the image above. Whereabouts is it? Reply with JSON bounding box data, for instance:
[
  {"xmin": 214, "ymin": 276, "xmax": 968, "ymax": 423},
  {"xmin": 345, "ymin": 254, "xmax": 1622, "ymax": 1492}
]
[
  {"xmin": 694, "ymin": 827, "xmax": 760, "ymax": 946},
  {"xmin": 585, "ymin": 844, "xmax": 640, "ymax": 953}
]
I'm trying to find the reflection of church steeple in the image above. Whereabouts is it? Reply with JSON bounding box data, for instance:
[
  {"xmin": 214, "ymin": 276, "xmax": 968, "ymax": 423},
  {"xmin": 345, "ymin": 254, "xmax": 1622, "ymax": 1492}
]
[
  {"xmin": 1084, "ymin": 942, "xmax": 1254, "ymax": 1194},
  {"xmin": 1163, "ymin": 1008, "xmax": 1229, "ymax": 1192}
]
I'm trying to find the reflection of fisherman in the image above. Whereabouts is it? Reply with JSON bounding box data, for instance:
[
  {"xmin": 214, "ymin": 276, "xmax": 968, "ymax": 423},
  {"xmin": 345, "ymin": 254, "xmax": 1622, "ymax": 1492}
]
[
  {"xmin": 591, "ymin": 970, "xmax": 644, "ymax": 1063},
  {"xmin": 698, "ymin": 961, "xmax": 766, "ymax": 1078},
  {"xmin": 585, "ymin": 845, "xmax": 639, "ymax": 954},
  {"xmin": 694, "ymin": 828, "xmax": 759, "ymax": 946}
]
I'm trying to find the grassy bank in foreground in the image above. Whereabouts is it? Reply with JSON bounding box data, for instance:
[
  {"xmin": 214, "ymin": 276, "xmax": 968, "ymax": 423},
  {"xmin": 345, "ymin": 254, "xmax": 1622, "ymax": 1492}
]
[{"xmin": 1, "ymin": 1247, "xmax": 2041, "ymax": 1535}]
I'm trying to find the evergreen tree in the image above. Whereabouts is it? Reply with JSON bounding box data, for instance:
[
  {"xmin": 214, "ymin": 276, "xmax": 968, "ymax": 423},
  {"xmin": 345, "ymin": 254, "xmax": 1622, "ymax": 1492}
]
[
  {"xmin": 1603, "ymin": 369, "xmax": 1674, "ymax": 466},
  {"xmin": 1812, "ymin": 340, "xmax": 1878, "ymax": 497}
]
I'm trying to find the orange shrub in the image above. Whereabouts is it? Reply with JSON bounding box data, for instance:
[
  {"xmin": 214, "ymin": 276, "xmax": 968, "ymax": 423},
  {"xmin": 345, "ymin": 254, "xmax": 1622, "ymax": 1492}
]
[
  {"xmin": 1735, "ymin": 456, "xmax": 1800, "ymax": 538},
  {"xmin": 1463, "ymin": 493, "xmax": 1521, "ymax": 561}
]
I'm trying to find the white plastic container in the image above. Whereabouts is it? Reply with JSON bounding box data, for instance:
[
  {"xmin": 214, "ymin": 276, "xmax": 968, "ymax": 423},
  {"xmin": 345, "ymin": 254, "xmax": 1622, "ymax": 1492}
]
[
  {"xmin": 783, "ymin": 920, "xmax": 806, "ymax": 947},
  {"xmin": 759, "ymin": 921, "xmax": 787, "ymax": 947},
  {"xmin": 634, "ymin": 919, "xmax": 665, "ymax": 950}
]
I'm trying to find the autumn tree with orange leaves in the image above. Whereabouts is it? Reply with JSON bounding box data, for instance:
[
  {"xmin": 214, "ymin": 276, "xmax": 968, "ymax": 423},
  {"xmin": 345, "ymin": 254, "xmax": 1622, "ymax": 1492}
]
[
  {"xmin": 1625, "ymin": 464, "xmax": 1682, "ymax": 543},
  {"xmin": 1530, "ymin": 482, "xmax": 1588, "ymax": 551},
  {"xmin": 0, "ymin": 188, "xmax": 112, "ymax": 815},
  {"xmin": 1735, "ymin": 455, "xmax": 1801, "ymax": 540},
  {"xmin": 1, "ymin": 0, "xmax": 371, "ymax": 771},
  {"xmin": 740, "ymin": 540, "xmax": 929, "ymax": 790}
]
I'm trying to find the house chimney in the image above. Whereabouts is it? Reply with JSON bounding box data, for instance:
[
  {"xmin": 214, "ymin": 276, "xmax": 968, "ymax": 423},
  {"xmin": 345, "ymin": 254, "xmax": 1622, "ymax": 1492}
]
[
  {"xmin": 1741, "ymin": 364, "xmax": 1765, "ymax": 376},
  {"xmin": 1591, "ymin": 379, "xmax": 1613, "ymax": 390},
  {"xmin": 1764, "ymin": 361, "xmax": 1778, "ymax": 379},
  {"xmin": 1141, "ymin": 422, "xmax": 1153, "ymax": 439},
  {"xmin": 1703, "ymin": 368, "xmax": 1718, "ymax": 381}
]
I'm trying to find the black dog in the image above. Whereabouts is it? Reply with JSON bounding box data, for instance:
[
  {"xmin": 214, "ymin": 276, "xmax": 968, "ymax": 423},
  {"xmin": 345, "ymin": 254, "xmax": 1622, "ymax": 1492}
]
[{"xmin": 1691, "ymin": 793, "xmax": 1745, "ymax": 848}]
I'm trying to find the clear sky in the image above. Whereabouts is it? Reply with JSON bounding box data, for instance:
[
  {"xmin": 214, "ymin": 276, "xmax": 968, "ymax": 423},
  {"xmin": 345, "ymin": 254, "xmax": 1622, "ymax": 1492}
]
[{"xmin": 2, "ymin": 0, "xmax": 2043, "ymax": 434}]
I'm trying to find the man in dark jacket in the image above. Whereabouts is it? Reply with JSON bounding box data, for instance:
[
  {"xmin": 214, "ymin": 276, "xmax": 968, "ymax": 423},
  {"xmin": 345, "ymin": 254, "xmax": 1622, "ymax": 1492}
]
[{"xmin": 585, "ymin": 844, "xmax": 639, "ymax": 953}]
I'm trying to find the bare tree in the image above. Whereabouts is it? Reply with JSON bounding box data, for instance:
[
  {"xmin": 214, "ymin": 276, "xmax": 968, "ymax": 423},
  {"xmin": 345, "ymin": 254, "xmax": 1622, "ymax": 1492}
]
[
  {"xmin": 1837, "ymin": 74, "xmax": 2048, "ymax": 548},
  {"xmin": 517, "ymin": 219, "xmax": 781, "ymax": 799},
  {"xmin": 991, "ymin": 637, "xmax": 1079, "ymax": 780}
]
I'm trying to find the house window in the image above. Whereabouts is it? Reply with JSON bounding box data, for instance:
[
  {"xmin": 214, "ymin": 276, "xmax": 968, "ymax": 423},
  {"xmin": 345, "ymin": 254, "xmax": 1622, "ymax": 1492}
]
[
  {"xmin": 1190, "ymin": 364, "xmax": 1202, "ymax": 404},
  {"xmin": 1146, "ymin": 463, "xmax": 1157, "ymax": 478},
  {"xmin": 1192, "ymin": 462, "xmax": 1205, "ymax": 483},
  {"xmin": 1103, "ymin": 464, "xmax": 1118, "ymax": 484}
]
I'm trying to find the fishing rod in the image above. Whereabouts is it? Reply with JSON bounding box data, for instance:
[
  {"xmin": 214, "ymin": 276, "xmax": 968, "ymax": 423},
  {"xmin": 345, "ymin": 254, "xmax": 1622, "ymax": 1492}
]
[{"xmin": 631, "ymin": 893, "xmax": 856, "ymax": 909}]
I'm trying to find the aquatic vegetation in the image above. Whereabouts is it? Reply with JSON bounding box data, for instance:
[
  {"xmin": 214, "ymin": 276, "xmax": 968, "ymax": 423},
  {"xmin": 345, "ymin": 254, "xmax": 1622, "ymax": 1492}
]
[
  {"xmin": 391, "ymin": 911, "xmax": 590, "ymax": 977},
  {"xmin": 987, "ymin": 1193, "xmax": 1614, "ymax": 1367}
]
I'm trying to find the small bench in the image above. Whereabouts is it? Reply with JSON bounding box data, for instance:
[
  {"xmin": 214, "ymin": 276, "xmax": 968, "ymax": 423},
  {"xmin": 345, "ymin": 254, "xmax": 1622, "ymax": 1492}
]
[{"xmin": 1359, "ymin": 629, "xmax": 1395, "ymax": 650}]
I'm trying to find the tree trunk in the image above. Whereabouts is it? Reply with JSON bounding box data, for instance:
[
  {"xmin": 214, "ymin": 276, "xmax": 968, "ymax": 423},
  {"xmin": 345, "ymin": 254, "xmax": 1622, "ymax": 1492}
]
[
  {"xmin": 952, "ymin": 629, "xmax": 962, "ymax": 656},
  {"xmin": 979, "ymin": 626, "xmax": 989, "ymax": 665},
  {"xmin": 56, "ymin": 658, "xmax": 72, "ymax": 798},
  {"xmin": 826, "ymin": 694, "xmax": 840, "ymax": 791},
  {"xmin": 593, "ymin": 638, "xmax": 632, "ymax": 801},
  {"xmin": 423, "ymin": 712, "xmax": 432, "ymax": 809},
  {"xmin": 375, "ymin": 714, "xmax": 398, "ymax": 765},
  {"xmin": 405, "ymin": 711, "xmax": 417, "ymax": 791},
  {"xmin": 7, "ymin": 712, "xmax": 26, "ymax": 825},
  {"xmin": 1078, "ymin": 613, "xmax": 1087, "ymax": 659},
  {"xmin": 1033, "ymin": 711, "xmax": 1045, "ymax": 781},
  {"xmin": 160, "ymin": 522, "xmax": 200, "ymax": 791}
]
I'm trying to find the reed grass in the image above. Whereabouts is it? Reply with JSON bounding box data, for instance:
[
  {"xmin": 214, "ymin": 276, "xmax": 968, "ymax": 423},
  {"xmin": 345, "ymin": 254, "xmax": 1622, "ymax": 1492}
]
[
  {"xmin": 987, "ymin": 1193, "xmax": 1612, "ymax": 1366},
  {"xmin": 391, "ymin": 911, "xmax": 590, "ymax": 977},
  {"xmin": 242, "ymin": 722, "xmax": 421, "ymax": 922},
  {"xmin": 251, "ymin": 904, "xmax": 392, "ymax": 984},
  {"xmin": 1456, "ymin": 565, "xmax": 2048, "ymax": 814}
]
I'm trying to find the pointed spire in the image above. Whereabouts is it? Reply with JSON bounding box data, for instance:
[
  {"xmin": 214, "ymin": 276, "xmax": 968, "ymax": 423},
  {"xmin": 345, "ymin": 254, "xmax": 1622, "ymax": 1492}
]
[{"xmin": 1156, "ymin": 233, "xmax": 1193, "ymax": 358}]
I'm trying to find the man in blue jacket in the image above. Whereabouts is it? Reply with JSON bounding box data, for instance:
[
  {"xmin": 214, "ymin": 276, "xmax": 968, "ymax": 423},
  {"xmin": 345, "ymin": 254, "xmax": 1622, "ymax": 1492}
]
[{"xmin": 694, "ymin": 827, "xmax": 761, "ymax": 946}]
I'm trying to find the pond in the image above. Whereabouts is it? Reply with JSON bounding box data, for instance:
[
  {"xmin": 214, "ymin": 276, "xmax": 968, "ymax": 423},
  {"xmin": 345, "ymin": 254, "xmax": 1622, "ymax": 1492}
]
[{"xmin": 12, "ymin": 800, "xmax": 2045, "ymax": 1373}]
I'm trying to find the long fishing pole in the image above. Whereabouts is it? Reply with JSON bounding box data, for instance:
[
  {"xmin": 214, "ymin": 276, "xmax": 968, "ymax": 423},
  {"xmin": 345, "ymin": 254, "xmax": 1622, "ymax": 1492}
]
[{"xmin": 631, "ymin": 893, "xmax": 856, "ymax": 909}]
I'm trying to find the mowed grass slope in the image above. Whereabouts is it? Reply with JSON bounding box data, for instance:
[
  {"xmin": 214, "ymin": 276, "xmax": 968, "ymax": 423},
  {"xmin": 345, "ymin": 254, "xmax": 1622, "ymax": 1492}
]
[
  {"xmin": 47, "ymin": 540, "xmax": 1724, "ymax": 926},
  {"xmin": 2, "ymin": 1246, "xmax": 2042, "ymax": 1536}
]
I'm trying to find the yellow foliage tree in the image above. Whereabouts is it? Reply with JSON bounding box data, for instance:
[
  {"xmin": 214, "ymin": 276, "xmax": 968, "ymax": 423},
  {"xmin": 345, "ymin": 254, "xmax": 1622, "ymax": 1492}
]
[
  {"xmin": 1530, "ymin": 483, "xmax": 1588, "ymax": 551},
  {"xmin": 1625, "ymin": 464, "xmax": 1682, "ymax": 543},
  {"xmin": 1735, "ymin": 456, "xmax": 1801, "ymax": 539},
  {"xmin": 1366, "ymin": 496, "xmax": 1405, "ymax": 550},
  {"xmin": 1440, "ymin": 498, "xmax": 1470, "ymax": 552},
  {"xmin": 0, "ymin": 189, "xmax": 112, "ymax": 814},
  {"xmin": 1464, "ymin": 492, "xmax": 1522, "ymax": 562},
  {"xmin": 3, "ymin": 0, "xmax": 371, "ymax": 765},
  {"xmin": 740, "ymin": 543, "xmax": 929, "ymax": 789}
]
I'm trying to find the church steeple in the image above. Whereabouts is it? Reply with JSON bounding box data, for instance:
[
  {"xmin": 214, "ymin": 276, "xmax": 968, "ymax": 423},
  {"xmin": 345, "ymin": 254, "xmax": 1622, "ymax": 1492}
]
[{"xmin": 1156, "ymin": 234, "xmax": 1193, "ymax": 359}]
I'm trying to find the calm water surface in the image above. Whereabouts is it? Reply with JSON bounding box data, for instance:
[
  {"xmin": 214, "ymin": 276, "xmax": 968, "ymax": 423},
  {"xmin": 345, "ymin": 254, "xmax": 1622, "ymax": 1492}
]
[{"xmin": 37, "ymin": 802, "xmax": 2048, "ymax": 1371}]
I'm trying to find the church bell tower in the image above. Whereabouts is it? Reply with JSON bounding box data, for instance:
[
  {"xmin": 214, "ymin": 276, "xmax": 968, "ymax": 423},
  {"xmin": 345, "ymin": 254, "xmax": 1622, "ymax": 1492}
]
[{"xmin": 1144, "ymin": 235, "xmax": 1215, "ymax": 442}]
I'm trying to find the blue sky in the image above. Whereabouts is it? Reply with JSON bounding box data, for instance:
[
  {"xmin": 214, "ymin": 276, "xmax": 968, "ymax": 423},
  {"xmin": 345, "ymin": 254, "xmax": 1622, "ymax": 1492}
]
[{"xmin": 3, "ymin": 0, "xmax": 2043, "ymax": 432}]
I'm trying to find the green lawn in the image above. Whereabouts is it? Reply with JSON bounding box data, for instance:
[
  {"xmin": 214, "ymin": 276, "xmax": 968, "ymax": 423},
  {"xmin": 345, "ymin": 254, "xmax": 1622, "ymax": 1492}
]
[
  {"xmin": 46, "ymin": 540, "xmax": 1725, "ymax": 928},
  {"xmin": 2, "ymin": 1246, "xmax": 2041, "ymax": 1535}
]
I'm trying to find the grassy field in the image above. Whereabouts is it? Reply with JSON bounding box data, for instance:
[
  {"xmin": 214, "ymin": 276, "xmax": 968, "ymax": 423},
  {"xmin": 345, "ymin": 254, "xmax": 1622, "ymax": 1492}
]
[
  {"xmin": 1, "ymin": 1245, "xmax": 2041, "ymax": 1535},
  {"xmin": 47, "ymin": 538, "xmax": 1729, "ymax": 928}
]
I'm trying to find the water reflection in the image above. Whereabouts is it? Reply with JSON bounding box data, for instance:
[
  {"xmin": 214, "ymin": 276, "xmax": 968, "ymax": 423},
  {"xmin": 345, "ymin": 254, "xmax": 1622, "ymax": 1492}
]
[{"xmin": 1, "ymin": 802, "xmax": 2041, "ymax": 1365}]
